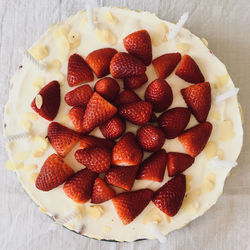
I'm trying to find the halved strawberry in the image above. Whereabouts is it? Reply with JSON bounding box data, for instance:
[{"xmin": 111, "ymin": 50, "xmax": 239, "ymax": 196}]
[
  {"xmin": 68, "ymin": 106, "xmax": 85, "ymax": 132},
  {"xmin": 82, "ymin": 92, "xmax": 117, "ymax": 133},
  {"xmin": 152, "ymin": 53, "xmax": 181, "ymax": 79},
  {"xmin": 64, "ymin": 84, "xmax": 93, "ymax": 107},
  {"xmin": 119, "ymin": 101, "xmax": 152, "ymax": 126},
  {"xmin": 110, "ymin": 52, "xmax": 146, "ymax": 79},
  {"xmin": 94, "ymin": 77, "xmax": 120, "ymax": 101},
  {"xmin": 86, "ymin": 48, "xmax": 118, "ymax": 78},
  {"xmin": 105, "ymin": 165, "xmax": 139, "ymax": 191},
  {"xmin": 35, "ymin": 154, "xmax": 74, "ymax": 191},
  {"xmin": 91, "ymin": 177, "xmax": 116, "ymax": 204},
  {"xmin": 178, "ymin": 122, "xmax": 213, "ymax": 157},
  {"xmin": 99, "ymin": 116, "xmax": 126, "ymax": 139},
  {"xmin": 136, "ymin": 149, "xmax": 168, "ymax": 182},
  {"xmin": 167, "ymin": 152, "xmax": 195, "ymax": 177},
  {"xmin": 123, "ymin": 30, "xmax": 152, "ymax": 66},
  {"xmin": 136, "ymin": 125, "xmax": 165, "ymax": 152},
  {"xmin": 144, "ymin": 78, "xmax": 173, "ymax": 113},
  {"xmin": 158, "ymin": 107, "xmax": 191, "ymax": 139},
  {"xmin": 112, "ymin": 132, "xmax": 143, "ymax": 166},
  {"xmin": 79, "ymin": 135, "xmax": 115, "ymax": 150},
  {"xmin": 175, "ymin": 55, "xmax": 205, "ymax": 84},
  {"xmin": 75, "ymin": 146, "xmax": 112, "ymax": 173},
  {"xmin": 114, "ymin": 89, "xmax": 141, "ymax": 108},
  {"xmin": 47, "ymin": 122, "xmax": 79, "ymax": 157},
  {"xmin": 123, "ymin": 73, "xmax": 148, "ymax": 89},
  {"xmin": 63, "ymin": 168, "xmax": 98, "ymax": 204},
  {"xmin": 31, "ymin": 81, "xmax": 60, "ymax": 121},
  {"xmin": 152, "ymin": 174, "xmax": 186, "ymax": 216},
  {"xmin": 181, "ymin": 82, "xmax": 211, "ymax": 123},
  {"xmin": 67, "ymin": 54, "xmax": 94, "ymax": 87},
  {"xmin": 112, "ymin": 189, "xmax": 153, "ymax": 225}
]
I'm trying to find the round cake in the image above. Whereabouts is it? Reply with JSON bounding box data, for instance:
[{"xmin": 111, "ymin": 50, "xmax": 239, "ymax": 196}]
[{"xmin": 4, "ymin": 7, "xmax": 243, "ymax": 242}]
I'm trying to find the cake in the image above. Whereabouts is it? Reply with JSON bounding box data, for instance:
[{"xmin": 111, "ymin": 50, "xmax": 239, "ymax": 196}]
[{"xmin": 4, "ymin": 7, "xmax": 243, "ymax": 242}]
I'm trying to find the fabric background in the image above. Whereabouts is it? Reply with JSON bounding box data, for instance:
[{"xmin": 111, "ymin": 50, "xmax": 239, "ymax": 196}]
[{"xmin": 0, "ymin": 0, "xmax": 249, "ymax": 249}]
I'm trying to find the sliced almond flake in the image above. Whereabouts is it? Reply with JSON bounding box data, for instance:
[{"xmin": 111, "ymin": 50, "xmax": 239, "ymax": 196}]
[
  {"xmin": 35, "ymin": 94, "xmax": 43, "ymax": 109},
  {"xmin": 146, "ymin": 222, "xmax": 167, "ymax": 243},
  {"xmin": 47, "ymin": 59, "xmax": 61, "ymax": 71},
  {"xmin": 96, "ymin": 28, "xmax": 117, "ymax": 45},
  {"xmin": 23, "ymin": 164, "xmax": 38, "ymax": 172},
  {"xmin": 215, "ymin": 88, "xmax": 239, "ymax": 103},
  {"xmin": 210, "ymin": 157, "xmax": 237, "ymax": 168},
  {"xmin": 32, "ymin": 149, "xmax": 45, "ymax": 158},
  {"xmin": 142, "ymin": 208, "xmax": 162, "ymax": 225},
  {"xmin": 86, "ymin": 205, "xmax": 104, "ymax": 219},
  {"xmin": 105, "ymin": 11, "xmax": 118, "ymax": 24},
  {"xmin": 6, "ymin": 160, "xmax": 16, "ymax": 171},
  {"xmin": 16, "ymin": 162, "xmax": 24, "ymax": 169},
  {"xmin": 29, "ymin": 172, "xmax": 39, "ymax": 183},
  {"xmin": 151, "ymin": 22, "xmax": 168, "ymax": 46},
  {"xmin": 176, "ymin": 43, "xmax": 190, "ymax": 52},
  {"xmin": 31, "ymin": 76, "xmax": 45, "ymax": 89},
  {"xmin": 20, "ymin": 119, "xmax": 32, "ymax": 131},
  {"xmin": 14, "ymin": 151, "xmax": 30, "ymax": 162}
]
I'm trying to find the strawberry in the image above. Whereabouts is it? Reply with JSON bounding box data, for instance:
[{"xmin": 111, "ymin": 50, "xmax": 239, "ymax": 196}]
[
  {"xmin": 64, "ymin": 84, "xmax": 93, "ymax": 107},
  {"xmin": 123, "ymin": 73, "xmax": 148, "ymax": 89},
  {"xmin": 82, "ymin": 92, "xmax": 117, "ymax": 133},
  {"xmin": 158, "ymin": 107, "xmax": 191, "ymax": 139},
  {"xmin": 136, "ymin": 125, "xmax": 165, "ymax": 152},
  {"xmin": 35, "ymin": 154, "xmax": 74, "ymax": 191},
  {"xmin": 178, "ymin": 122, "xmax": 213, "ymax": 157},
  {"xmin": 112, "ymin": 189, "xmax": 153, "ymax": 225},
  {"xmin": 123, "ymin": 30, "xmax": 152, "ymax": 66},
  {"xmin": 167, "ymin": 152, "xmax": 195, "ymax": 177},
  {"xmin": 99, "ymin": 116, "xmax": 126, "ymax": 139},
  {"xmin": 63, "ymin": 168, "xmax": 98, "ymax": 204},
  {"xmin": 75, "ymin": 146, "xmax": 112, "ymax": 173},
  {"xmin": 68, "ymin": 106, "xmax": 86, "ymax": 132},
  {"xmin": 91, "ymin": 177, "xmax": 116, "ymax": 204},
  {"xmin": 110, "ymin": 52, "xmax": 146, "ymax": 79},
  {"xmin": 79, "ymin": 135, "xmax": 115, "ymax": 150},
  {"xmin": 144, "ymin": 78, "xmax": 173, "ymax": 113},
  {"xmin": 136, "ymin": 149, "xmax": 168, "ymax": 182},
  {"xmin": 31, "ymin": 81, "xmax": 60, "ymax": 121},
  {"xmin": 86, "ymin": 48, "xmax": 117, "ymax": 78},
  {"xmin": 152, "ymin": 52, "xmax": 181, "ymax": 79},
  {"xmin": 114, "ymin": 89, "xmax": 141, "ymax": 108},
  {"xmin": 119, "ymin": 101, "xmax": 152, "ymax": 126},
  {"xmin": 94, "ymin": 77, "xmax": 120, "ymax": 101},
  {"xmin": 112, "ymin": 132, "xmax": 143, "ymax": 166},
  {"xmin": 105, "ymin": 165, "xmax": 139, "ymax": 191},
  {"xmin": 67, "ymin": 54, "xmax": 94, "ymax": 87},
  {"xmin": 152, "ymin": 174, "xmax": 186, "ymax": 217},
  {"xmin": 47, "ymin": 122, "xmax": 79, "ymax": 157},
  {"xmin": 175, "ymin": 55, "xmax": 205, "ymax": 84},
  {"xmin": 181, "ymin": 82, "xmax": 211, "ymax": 123}
]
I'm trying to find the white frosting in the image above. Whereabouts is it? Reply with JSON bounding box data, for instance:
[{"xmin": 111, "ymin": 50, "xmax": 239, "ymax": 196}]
[{"xmin": 3, "ymin": 7, "xmax": 243, "ymax": 242}]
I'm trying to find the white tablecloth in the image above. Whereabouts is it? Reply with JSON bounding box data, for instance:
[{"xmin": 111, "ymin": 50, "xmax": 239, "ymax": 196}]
[{"xmin": 0, "ymin": 0, "xmax": 249, "ymax": 249}]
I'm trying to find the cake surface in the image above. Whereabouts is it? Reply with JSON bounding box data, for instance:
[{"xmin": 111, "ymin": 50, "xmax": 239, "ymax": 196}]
[{"xmin": 4, "ymin": 7, "xmax": 243, "ymax": 241}]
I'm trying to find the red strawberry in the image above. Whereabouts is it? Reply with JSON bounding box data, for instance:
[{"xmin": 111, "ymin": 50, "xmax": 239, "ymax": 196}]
[
  {"xmin": 110, "ymin": 52, "xmax": 146, "ymax": 79},
  {"xmin": 181, "ymin": 82, "xmax": 211, "ymax": 123},
  {"xmin": 47, "ymin": 122, "xmax": 79, "ymax": 157},
  {"xmin": 152, "ymin": 53, "xmax": 181, "ymax": 79},
  {"xmin": 152, "ymin": 174, "xmax": 186, "ymax": 217},
  {"xmin": 91, "ymin": 177, "xmax": 116, "ymax": 204},
  {"xmin": 68, "ymin": 106, "xmax": 85, "ymax": 132},
  {"xmin": 86, "ymin": 48, "xmax": 118, "ymax": 78},
  {"xmin": 175, "ymin": 55, "xmax": 205, "ymax": 84},
  {"xmin": 99, "ymin": 116, "xmax": 126, "ymax": 139},
  {"xmin": 82, "ymin": 92, "xmax": 117, "ymax": 133},
  {"xmin": 178, "ymin": 122, "xmax": 213, "ymax": 157},
  {"xmin": 105, "ymin": 165, "xmax": 139, "ymax": 191},
  {"xmin": 64, "ymin": 84, "xmax": 93, "ymax": 106},
  {"xmin": 158, "ymin": 107, "xmax": 191, "ymax": 139},
  {"xmin": 35, "ymin": 154, "xmax": 74, "ymax": 191},
  {"xmin": 112, "ymin": 189, "xmax": 153, "ymax": 225},
  {"xmin": 75, "ymin": 147, "xmax": 112, "ymax": 173},
  {"xmin": 123, "ymin": 73, "xmax": 148, "ymax": 89},
  {"xmin": 119, "ymin": 101, "xmax": 152, "ymax": 126},
  {"xmin": 144, "ymin": 79, "xmax": 173, "ymax": 113},
  {"xmin": 136, "ymin": 125, "xmax": 165, "ymax": 152},
  {"xmin": 79, "ymin": 135, "xmax": 115, "ymax": 150},
  {"xmin": 123, "ymin": 30, "xmax": 152, "ymax": 66},
  {"xmin": 94, "ymin": 77, "xmax": 120, "ymax": 101},
  {"xmin": 167, "ymin": 152, "xmax": 195, "ymax": 177},
  {"xmin": 31, "ymin": 81, "xmax": 60, "ymax": 121},
  {"xmin": 114, "ymin": 89, "xmax": 141, "ymax": 108},
  {"xmin": 112, "ymin": 132, "xmax": 143, "ymax": 166},
  {"xmin": 136, "ymin": 149, "xmax": 168, "ymax": 182},
  {"xmin": 67, "ymin": 54, "xmax": 94, "ymax": 87},
  {"xmin": 63, "ymin": 168, "xmax": 98, "ymax": 204}
]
